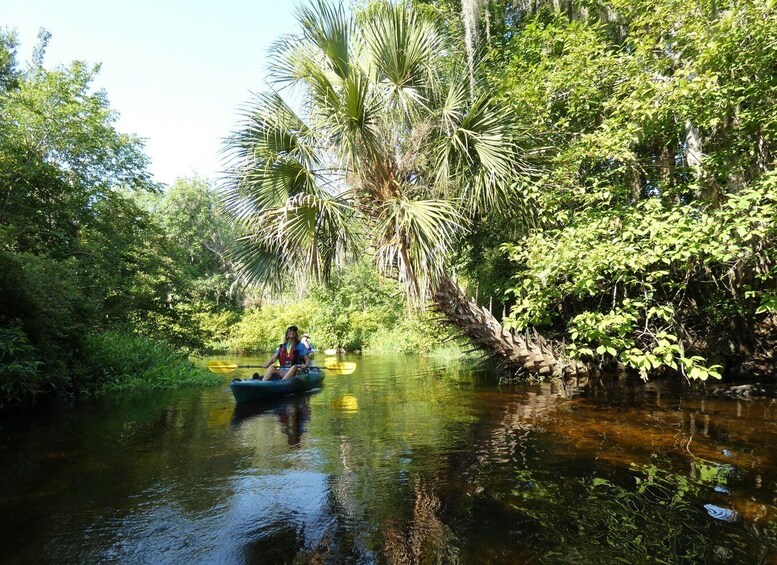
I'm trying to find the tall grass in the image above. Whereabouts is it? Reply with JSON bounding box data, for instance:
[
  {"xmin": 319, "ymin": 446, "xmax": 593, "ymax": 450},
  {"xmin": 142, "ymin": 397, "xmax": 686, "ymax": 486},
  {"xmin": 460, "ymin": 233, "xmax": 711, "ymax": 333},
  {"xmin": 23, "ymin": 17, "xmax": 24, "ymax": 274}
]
[{"xmin": 80, "ymin": 331, "xmax": 220, "ymax": 393}]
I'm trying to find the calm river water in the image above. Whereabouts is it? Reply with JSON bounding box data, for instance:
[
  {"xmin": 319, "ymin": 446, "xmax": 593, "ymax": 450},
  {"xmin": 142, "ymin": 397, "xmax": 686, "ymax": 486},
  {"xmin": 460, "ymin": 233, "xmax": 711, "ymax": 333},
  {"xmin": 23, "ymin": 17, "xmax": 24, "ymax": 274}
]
[{"xmin": 1, "ymin": 355, "xmax": 777, "ymax": 563}]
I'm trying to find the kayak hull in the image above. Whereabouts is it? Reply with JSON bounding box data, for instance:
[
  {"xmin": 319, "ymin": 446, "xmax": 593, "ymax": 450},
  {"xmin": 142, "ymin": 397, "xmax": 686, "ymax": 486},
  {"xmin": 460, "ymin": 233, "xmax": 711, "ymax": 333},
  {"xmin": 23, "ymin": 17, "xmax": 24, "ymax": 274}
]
[{"xmin": 229, "ymin": 368, "xmax": 325, "ymax": 403}]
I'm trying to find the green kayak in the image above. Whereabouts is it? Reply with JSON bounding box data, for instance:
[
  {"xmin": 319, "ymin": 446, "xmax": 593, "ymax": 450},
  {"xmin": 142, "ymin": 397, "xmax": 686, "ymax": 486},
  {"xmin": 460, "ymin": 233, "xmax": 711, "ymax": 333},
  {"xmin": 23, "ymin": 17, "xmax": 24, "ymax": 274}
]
[{"xmin": 229, "ymin": 367, "xmax": 325, "ymax": 403}]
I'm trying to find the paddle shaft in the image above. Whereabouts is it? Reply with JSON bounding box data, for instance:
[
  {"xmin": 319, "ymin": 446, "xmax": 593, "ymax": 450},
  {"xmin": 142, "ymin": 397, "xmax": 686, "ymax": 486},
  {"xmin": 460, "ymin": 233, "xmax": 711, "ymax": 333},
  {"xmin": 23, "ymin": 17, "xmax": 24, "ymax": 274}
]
[{"xmin": 208, "ymin": 360, "xmax": 355, "ymax": 375}]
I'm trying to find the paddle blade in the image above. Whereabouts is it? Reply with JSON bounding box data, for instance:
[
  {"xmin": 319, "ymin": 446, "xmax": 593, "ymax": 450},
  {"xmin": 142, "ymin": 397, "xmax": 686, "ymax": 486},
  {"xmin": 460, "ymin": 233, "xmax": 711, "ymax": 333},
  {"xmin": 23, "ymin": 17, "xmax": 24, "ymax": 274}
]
[
  {"xmin": 323, "ymin": 361, "xmax": 357, "ymax": 375},
  {"xmin": 323, "ymin": 348, "xmax": 337, "ymax": 356},
  {"xmin": 207, "ymin": 361, "xmax": 238, "ymax": 373}
]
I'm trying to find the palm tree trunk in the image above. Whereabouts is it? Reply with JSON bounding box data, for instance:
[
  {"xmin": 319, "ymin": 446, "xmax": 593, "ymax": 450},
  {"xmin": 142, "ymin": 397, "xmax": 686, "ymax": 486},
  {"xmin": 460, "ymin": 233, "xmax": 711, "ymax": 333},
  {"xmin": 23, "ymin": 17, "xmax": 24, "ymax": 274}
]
[{"xmin": 433, "ymin": 275, "xmax": 589, "ymax": 377}]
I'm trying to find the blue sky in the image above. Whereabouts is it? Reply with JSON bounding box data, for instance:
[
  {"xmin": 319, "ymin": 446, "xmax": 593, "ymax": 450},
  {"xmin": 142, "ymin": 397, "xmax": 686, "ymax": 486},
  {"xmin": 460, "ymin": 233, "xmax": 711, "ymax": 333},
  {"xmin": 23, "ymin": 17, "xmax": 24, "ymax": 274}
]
[{"xmin": 3, "ymin": 0, "xmax": 303, "ymax": 186}]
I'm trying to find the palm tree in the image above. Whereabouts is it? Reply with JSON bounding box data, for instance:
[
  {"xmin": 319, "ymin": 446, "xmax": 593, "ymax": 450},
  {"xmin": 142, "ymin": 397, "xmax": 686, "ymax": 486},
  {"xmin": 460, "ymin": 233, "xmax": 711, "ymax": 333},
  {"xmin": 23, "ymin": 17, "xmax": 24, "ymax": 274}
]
[{"xmin": 223, "ymin": 0, "xmax": 584, "ymax": 377}]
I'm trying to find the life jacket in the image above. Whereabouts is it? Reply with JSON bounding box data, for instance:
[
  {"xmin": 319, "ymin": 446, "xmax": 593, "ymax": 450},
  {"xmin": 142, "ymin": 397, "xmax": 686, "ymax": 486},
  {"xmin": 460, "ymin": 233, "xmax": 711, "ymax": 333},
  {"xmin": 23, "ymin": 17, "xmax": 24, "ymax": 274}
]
[{"xmin": 279, "ymin": 343, "xmax": 302, "ymax": 366}]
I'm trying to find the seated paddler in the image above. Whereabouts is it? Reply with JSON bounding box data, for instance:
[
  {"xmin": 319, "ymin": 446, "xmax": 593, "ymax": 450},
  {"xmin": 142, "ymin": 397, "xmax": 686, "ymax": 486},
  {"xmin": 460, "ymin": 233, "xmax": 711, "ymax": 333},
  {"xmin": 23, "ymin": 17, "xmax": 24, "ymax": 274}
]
[{"xmin": 257, "ymin": 325, "xmax": 311, "ymax": 381}]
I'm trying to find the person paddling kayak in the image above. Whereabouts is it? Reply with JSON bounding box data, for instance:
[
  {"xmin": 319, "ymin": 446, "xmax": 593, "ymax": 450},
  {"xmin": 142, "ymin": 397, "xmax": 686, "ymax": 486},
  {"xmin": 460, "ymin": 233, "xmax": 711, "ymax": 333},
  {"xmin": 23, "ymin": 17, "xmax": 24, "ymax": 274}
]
[{"xmin": 256, "ymin": 325, "xmax": 310, "ymax": 381}]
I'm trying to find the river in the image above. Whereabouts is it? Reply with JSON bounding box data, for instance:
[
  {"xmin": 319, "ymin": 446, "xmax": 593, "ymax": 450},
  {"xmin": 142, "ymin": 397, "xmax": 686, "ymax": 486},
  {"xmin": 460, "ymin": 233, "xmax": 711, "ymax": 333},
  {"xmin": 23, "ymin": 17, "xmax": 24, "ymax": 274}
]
[{"xmin": 1, "ymin": 355, "xmax": 776, "ymax": 563}]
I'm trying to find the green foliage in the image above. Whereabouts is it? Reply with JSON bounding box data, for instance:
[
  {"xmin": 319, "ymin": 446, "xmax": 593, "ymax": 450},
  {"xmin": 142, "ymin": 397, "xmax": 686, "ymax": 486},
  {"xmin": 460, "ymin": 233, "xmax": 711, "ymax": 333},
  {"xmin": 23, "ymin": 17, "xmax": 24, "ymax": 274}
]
[
  {"xmin": 504, "ymin": 174, "xmax": 777, "ymax": 380},
  {"xmin": 480, "ymin": 0, "xmax": 777, "ymax": 379},
  {"xmin": 194, "ymin": 310, "xmax": 242, "ymax": 354},
  {"xmin": 223, "ymin": 261, "xmax": 468, "ymax": 357},
  {"xmin": 308, "ymin": 261, "xmax": 404, "ymax": 351},
  {"xmin": 0, "ymin": 323, "xmax": 43, "ymax": 407},
  {"xmin": 156, "ymin": 177, "xmax": 240, "ymax": 303},
  {"xmin": 0, "ymin": 34, "xmax": 234, "ymax": 406},
  {"xmin": 0, "ymin": 251, "xmax": 95, "ymax": 379},
  {"xmin": 0, "ymin": 30, "xmax": 153, "ymax": 258},
  {"xmin": 364, "ymin": 310, "xmax": 471, "ymax": 357},
  {"xmin": 224, "ymin": 0, "xmax": 523, "ymax": 305},
  {"xmin": 227, "ymin": 300, "xmax": 318, "ymax": 354},
  {"xmin": 78, "ymin": 331, "xmax": 220, "ymax": 393},
  {"xmin": 79, "ymin": 190, "xmax": 208, "ymax": 351},
  {"xmin": 141, "ymin": 177, "xmax": 245, "ymax": 351}
]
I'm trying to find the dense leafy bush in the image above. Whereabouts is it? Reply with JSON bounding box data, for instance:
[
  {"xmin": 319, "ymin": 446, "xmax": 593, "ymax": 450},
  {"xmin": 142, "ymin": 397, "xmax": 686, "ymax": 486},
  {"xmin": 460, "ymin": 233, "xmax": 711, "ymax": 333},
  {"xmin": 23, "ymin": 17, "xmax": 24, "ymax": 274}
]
[
  {"xmin": 484, "ymin": 0, "xmax": 777, "ymax": 379},
  {"xmin": 78, "ymin": 331, "xmax": 220, "ymax": 393},
  {"xmin": 0, "ymin": 251, "xmax": 94, "ymax": 379},
  {"xmin": 227, "ymin": 299, "xmax": 318, "ymax": 353},
  {"xmin": 308, "ymin": 262, "xmax": 405, "ymax": 351},
  {"xmin": 0, "ymin": 324, "xmax": 43, "ymax": 407},
  {"xmin": 364, "ymin": 311, "xmax": 471, "ymax": 357}
]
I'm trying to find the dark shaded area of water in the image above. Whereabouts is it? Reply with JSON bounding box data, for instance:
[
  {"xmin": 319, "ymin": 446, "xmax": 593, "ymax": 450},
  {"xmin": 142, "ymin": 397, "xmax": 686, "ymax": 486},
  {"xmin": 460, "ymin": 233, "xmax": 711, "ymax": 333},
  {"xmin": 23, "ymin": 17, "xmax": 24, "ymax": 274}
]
[{"xmin": 1, "ymin": 355, "xmax": 776, "ymax": 563}]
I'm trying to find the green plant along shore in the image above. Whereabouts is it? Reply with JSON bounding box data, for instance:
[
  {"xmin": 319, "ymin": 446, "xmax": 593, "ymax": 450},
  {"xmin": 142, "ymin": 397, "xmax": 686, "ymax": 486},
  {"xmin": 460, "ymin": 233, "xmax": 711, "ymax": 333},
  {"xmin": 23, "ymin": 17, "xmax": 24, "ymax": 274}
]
[
  {"xmin": 2, "ymin": 0, "xmax": 777, "ymax": 408},
  {"xmin": 477, "ymin": 0, "xmax": 777, "ymax": 380}
]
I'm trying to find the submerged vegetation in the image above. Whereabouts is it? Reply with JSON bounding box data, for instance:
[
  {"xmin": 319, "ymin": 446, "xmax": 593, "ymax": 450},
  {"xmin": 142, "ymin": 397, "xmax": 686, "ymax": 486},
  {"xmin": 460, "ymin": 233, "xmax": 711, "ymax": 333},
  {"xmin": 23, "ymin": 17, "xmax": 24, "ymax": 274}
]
[{"xmin": 1, "ymin": 0, "xmax": 776, "ymax": 407}]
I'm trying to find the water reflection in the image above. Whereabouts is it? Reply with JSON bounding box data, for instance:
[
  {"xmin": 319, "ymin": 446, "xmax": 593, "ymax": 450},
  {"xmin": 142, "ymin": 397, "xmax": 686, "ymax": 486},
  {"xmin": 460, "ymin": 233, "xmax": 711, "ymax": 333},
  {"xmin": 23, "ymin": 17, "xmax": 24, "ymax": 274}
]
[
  {"xmin": 2, "ymin": 358, "xmax": 777, "ymax": 562},
  {"xmin": 232, "ymin": 395, "xmax": 313, "ymax": 446}
]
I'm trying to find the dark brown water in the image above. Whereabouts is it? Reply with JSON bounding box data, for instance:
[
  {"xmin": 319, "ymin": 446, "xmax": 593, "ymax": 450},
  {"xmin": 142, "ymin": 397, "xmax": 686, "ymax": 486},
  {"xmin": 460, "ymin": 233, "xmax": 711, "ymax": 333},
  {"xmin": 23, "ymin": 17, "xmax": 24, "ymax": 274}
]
[{"xmin": 1, "ymin": 355, "xmax": 776, "ymax": 563}]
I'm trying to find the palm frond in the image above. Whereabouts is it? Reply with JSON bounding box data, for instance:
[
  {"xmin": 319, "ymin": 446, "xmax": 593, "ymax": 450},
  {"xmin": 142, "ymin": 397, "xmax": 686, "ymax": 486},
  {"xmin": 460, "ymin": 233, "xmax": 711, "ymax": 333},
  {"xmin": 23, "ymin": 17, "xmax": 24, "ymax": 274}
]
[
  {"xmin": 434, "ymin": 88, "xmax": 521, "ymax": 213},
  {"xmin": 228, "ymin": 191, "xmax": 358, "ymax": 287},
  {"xmin": 374, "ymin": 197, "xmax": 464, "ymax": 302},
  {"xmin": 295, "ymin": 0, "xmax": 352, "ymax": 80},
  {"xmin": 223, "ymin": 92, "xmax": 319, "ymax": 220},
  {"xmin": 361, "ymin": 2, "xmax": 443, "ymax": 119},
  {"xmin": 326, "ymin": 70, "xmax": 383, "ymax": 165}
]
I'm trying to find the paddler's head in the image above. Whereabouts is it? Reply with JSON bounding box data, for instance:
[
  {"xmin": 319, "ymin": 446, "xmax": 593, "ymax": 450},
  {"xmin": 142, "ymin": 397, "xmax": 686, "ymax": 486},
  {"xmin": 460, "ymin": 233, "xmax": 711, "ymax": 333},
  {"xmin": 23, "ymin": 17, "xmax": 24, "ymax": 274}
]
[{"xmin": 285, "ymin": 325, "xmax": 299, "ymax": 342}]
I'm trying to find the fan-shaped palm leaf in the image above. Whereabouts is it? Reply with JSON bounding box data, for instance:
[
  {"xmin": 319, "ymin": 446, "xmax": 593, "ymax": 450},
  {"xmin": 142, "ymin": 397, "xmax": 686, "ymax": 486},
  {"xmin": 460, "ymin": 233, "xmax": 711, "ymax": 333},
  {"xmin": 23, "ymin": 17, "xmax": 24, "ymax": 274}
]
[
  {"xmin": 433, "ymin": 86, "xmax": 520, "ymax": 213},
  {"xmin": 374, "ymin": 197, "xmax": 464, "ymax": 301},
  {"xmin": 295, "ymin": 0, "xmax": 352, "ymax": 81},
  {"xmin": 361, "ymin": 2, "xmax": 443, "ymax": 119}
]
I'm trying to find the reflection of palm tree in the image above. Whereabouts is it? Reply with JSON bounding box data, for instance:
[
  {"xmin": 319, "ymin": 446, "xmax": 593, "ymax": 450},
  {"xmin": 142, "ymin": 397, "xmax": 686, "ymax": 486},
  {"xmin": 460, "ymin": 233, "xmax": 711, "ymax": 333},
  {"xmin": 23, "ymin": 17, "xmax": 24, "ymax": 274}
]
[
  {"xmin": 382, "ymin": 478, "xmax": 456, "ymax": 564},
  {"xmin": 224, "ymin": 1, "xmax": 582, "ymax": 376}
]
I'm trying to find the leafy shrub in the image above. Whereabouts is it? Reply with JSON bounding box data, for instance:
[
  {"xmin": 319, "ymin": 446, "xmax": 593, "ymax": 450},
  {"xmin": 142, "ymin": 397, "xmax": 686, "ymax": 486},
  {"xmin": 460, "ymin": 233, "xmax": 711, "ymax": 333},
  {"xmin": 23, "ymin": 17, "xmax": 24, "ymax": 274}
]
[
  {"xmin": 197, "ymin": 309, "xmax": 242, "ymax": 353},
  {"xmin": 308, "ymin": 261, "xmax": 404, "ymax": 351},
  {"xmin": 79, "ymin": 331, "xmax": 220, "ymax": 393},
  {"xmin": 504, "ymin": 177, "xmax": 777, "ymax": 380},
  {"xmin": 0, "ymin": 323, "xmax": 43, "ymax": 407},
  {"xmin": 227, "ymin": 300, "xmax": 318, "ymax": 353},
  {"xmin": 365, "ymin": 310, "xmax": 472, "ymax": 358},
  {"xmin": 0, "ymin": 251, "xmax": 94, "ymax": 379}
]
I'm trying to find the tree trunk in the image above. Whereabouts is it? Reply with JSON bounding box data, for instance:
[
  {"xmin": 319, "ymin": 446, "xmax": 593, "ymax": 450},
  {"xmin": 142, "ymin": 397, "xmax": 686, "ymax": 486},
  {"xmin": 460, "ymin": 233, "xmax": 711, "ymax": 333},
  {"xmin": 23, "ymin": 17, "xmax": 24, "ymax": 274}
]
[
  {"xmin": 460, "ymin": 0, "xmax": 480, "ymax": 99},
  {"xmin": 432, "ymin": 275, "xmax": 589, "ymax": 377}
]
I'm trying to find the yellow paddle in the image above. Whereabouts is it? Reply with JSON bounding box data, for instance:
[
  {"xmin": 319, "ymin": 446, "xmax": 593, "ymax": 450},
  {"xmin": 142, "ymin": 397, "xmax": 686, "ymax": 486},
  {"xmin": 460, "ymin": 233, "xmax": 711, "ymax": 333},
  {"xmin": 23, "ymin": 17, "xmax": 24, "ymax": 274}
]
[
  {"xmin": 207, "ymin": 360, "xmax": 357, "ymax": 375},
  {"xmin": 207, "ymin": 361, "xmax": 258, "ymax": 374},
  {"xmin": 323, "ymin": 360, "xmax": 357, "ymax": 374}
]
